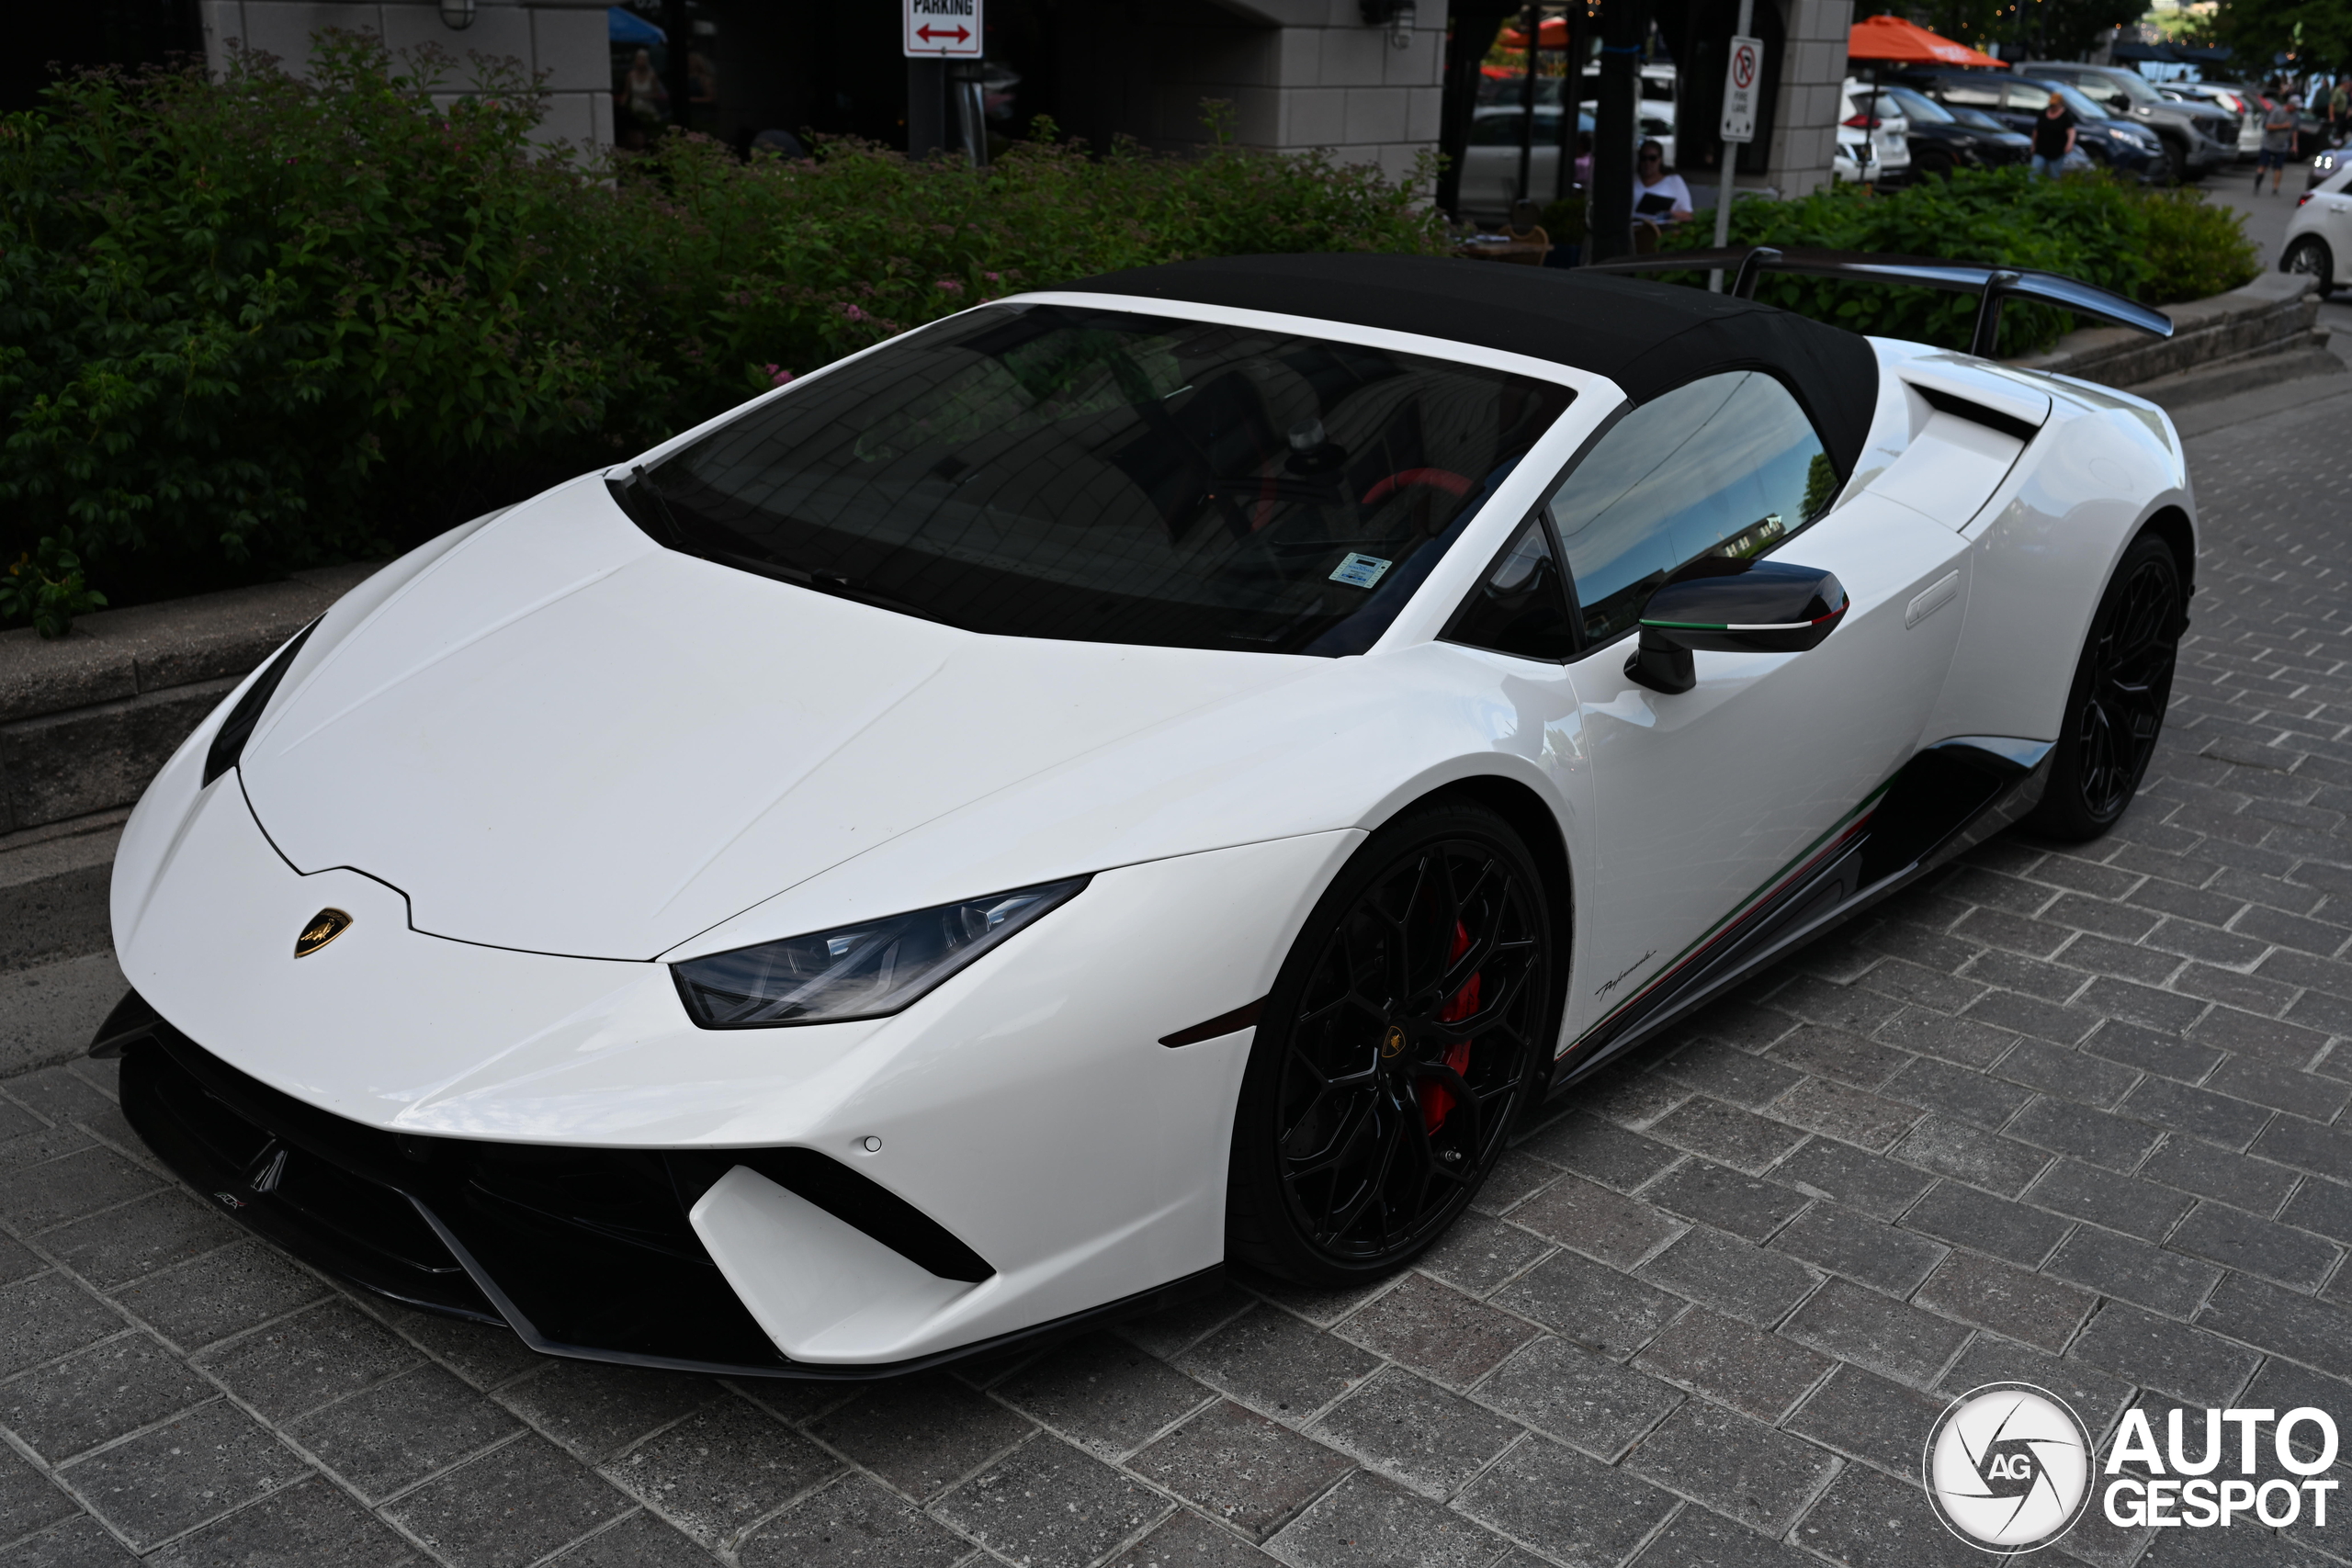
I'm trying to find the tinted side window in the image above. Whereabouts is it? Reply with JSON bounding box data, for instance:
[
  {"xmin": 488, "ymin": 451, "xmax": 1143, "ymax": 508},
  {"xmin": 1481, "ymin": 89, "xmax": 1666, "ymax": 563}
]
[
  {"xmin": 1444, "ymin": 518, "xmax": 1577, "ymax": 660},
  {"xmin": 1939, "ymin": 81, "xmax": 2006, "ymax": 108},
  {"xmin": 1546, "ymin": 372, "xmax": 1837, "ymax": 646}
]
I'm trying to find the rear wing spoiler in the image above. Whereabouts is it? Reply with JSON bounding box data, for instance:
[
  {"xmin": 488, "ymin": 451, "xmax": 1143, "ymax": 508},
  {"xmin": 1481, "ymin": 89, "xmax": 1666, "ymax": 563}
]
[{"xmin": 1577, "ymin": 246, "xmax": 2174, "ymax": 358}]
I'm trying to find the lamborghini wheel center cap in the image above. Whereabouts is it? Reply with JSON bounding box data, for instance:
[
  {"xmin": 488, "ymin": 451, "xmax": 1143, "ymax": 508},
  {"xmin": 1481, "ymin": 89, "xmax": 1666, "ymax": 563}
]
[
  {"xmin": 1381, "ymin": 1023, "xmax": 1408, "ymax": 1060},
  {"xmin": 295, "ymin": 908, "xmax": 353, "ymax": 958}
]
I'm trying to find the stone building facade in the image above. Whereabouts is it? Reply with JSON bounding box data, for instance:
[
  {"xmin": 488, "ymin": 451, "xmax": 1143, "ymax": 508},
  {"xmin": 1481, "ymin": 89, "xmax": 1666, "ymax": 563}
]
[
  {"xmin": 194, "ymin": 0, "xmax": 1840, "ymax": 204},
  {"xmin": 198, "ymin": 0, "xmax": 613, "ymax": 146}
]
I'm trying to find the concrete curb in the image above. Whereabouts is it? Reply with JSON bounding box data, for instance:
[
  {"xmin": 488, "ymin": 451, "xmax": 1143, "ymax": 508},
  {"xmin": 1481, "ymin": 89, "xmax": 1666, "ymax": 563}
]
[{"xmin": 2136, "ymin": 344, "xmax": 2350, "ymax": 410}]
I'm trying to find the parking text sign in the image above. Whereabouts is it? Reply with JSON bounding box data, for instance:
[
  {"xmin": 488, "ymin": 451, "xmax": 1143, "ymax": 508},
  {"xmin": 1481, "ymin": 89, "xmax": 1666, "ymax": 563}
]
[
  {"xmin": 1720, "ymin": 35, "xmax": 1762, "ymax": 143},
  {"xmin": 905, "ymin": 0, "xmax": 983, "ymax": 58}
]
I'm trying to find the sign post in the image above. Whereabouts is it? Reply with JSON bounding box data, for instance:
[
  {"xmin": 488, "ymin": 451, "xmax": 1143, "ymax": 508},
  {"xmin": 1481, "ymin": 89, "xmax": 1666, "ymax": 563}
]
[
  {"xmin": 1708, "ymin": 6, "xmax": 1759, "ymax": 293},
  {"xmin": 904, "ymin": 0, "xmax": 983, "ymax": 165}
]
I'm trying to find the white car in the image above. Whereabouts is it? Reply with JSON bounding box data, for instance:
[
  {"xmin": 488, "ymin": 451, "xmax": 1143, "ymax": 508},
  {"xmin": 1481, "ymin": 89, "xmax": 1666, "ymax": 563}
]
[
  {"xmin": 101, "ymin": 252, "xmax": 2192, "ymax": 1379},
  {"xmin": 1834, "ymin": 77, "xmax": 1911, "ymax": 181},
  {"xmin": 1460, "ymin": 104, "xmax": 1592, "ymax": 220},
  {"xmin": 2283, "ymin": 152, "xmax": 2352, "ymax": 297},
  {"xmin": 2163, "ymin": 80, "xmax": 2261, "ymax": 158},
  {"xmin": 1459, "ymin": 68, "xmax": 1677, "ymax": 220}
]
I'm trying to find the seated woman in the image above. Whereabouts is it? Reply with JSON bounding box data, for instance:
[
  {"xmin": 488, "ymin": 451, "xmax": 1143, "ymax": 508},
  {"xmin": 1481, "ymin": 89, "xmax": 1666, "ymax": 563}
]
[{"xmin": 1633, "ymin": 140, "xmax": 1693, "ymax": 223}]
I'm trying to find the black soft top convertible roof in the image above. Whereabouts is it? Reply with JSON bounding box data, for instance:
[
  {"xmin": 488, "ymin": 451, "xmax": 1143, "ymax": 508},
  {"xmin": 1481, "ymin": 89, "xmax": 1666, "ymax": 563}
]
[{"xmin": 1069, "ymin": 254, "xmax": 1882, "ymax": 479}]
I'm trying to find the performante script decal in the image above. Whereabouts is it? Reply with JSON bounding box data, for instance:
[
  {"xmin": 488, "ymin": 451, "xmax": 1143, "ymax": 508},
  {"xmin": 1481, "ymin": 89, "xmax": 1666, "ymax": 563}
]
[{"xmin": 1596, "ymin": 952, "xmax": 1657, "ymax": 999}]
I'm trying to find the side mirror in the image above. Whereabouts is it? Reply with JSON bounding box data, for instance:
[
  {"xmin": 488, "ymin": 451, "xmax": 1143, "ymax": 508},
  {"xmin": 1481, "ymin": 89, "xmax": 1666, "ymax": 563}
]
[{"xmin": 1624, "ymin": 558, "xmax": 1849, "ymax": 695}]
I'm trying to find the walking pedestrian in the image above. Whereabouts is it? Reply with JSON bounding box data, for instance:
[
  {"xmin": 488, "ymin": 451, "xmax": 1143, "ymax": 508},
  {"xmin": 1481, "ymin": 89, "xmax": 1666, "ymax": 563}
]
[
  {"xmin": 2331, "ymin": 74, "xmax": 2350, "ymax": 147},
  {"xmin": 2030, "ymin": 90, "xmax": 2075, "ymax": 178},
  {"xmin": 2260, "ymin": 94, "xmax": 2299, "ymax": 192}
]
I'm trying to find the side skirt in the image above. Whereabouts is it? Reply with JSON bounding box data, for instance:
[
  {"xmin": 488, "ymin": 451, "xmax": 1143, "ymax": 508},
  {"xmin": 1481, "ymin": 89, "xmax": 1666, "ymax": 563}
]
[{"xmin": 1544, "ymin": 737, "xmax": 2052, "ymax": 1098}]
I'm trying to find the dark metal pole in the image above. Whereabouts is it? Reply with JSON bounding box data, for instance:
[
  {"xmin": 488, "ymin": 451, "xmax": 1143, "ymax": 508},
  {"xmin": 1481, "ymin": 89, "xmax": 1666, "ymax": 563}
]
[
  {"xmin": 908, "ymin": 59, "xmax": 946, "ymax": 156},
  {"xmin": 661, "ymin": 0, "xmax": 690, "ymax": 133},
  {"xmin": 1515, "ymin": 5, "xmax": 1539, "ymax": 206},
  {"xmin": 1588, "ymin": 0, "xmax": 1643, "ymax": 260},
  {"xmin": 1555, "ymin": 2, "xmax": 1581, "ymax": 200}
]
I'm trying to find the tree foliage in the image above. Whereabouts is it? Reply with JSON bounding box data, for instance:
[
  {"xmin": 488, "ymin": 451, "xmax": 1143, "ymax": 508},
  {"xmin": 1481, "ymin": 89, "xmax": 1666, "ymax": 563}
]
[
  {"xmin": 1660, "ymin": 167, "xmax": 2258, "ymax": 355},
  {"xmin": 0, "ymin": 39, "xmax": 1447, "ymax": 609}
]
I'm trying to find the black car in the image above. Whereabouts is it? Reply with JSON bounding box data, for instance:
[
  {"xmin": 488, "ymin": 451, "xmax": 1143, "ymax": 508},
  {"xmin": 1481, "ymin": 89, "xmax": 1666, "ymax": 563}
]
[
  {"xmin": 1892, "ymin": 69, "xmax": 2168, "ymax": 181},
  {"xmin": 1871, "ymin": 85, "xmax": 2030, "ymax": 177}
]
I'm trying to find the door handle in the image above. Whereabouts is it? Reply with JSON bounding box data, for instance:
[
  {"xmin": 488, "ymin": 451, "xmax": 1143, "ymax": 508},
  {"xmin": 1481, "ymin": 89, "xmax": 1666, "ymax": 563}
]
[{"xmin": 1905, "ymin": 571, "xmax": 1961, "ymax": 627}]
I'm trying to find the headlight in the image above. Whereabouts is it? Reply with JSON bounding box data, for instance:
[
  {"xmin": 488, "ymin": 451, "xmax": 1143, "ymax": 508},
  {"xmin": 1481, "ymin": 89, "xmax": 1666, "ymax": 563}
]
[{"xmin": 671, "ymin": 877, "xmax": 1089, "ymax": 1027}]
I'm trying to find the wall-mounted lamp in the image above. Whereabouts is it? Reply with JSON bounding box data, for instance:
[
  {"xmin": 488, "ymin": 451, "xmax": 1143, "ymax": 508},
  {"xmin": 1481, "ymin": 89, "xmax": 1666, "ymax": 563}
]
[
  {"xmin": 439, "ymin": 0, "xmax": 477, "ymax": 29},
  {"xmin": 1360, "ymin": 0, "xmax": 1417, "ymax": 49}
]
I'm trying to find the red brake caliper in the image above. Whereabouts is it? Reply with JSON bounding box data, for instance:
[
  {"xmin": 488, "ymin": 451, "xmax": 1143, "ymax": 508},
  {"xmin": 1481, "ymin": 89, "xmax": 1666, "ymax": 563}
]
[{"xmin": 1421, "ymin": 921, "xmax": 1482, "ymax": 1134}]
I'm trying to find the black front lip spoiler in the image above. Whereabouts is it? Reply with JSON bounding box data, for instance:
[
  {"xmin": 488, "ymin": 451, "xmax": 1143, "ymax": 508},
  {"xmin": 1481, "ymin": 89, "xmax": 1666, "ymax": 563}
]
[{"xmin": 115, "ymin": 1019, "xmax": 1223, "ymax": 1381}]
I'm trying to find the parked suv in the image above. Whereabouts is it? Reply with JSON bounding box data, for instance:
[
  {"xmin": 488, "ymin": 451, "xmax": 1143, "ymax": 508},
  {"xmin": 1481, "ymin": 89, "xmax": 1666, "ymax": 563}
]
[
  {"xmin": 1892, "ymin": 69, "xmax": 2166, "ymax": 180},
  {"xmin": 2018, "ymin": 62, "xmax": 2236, "ymax": 181}
]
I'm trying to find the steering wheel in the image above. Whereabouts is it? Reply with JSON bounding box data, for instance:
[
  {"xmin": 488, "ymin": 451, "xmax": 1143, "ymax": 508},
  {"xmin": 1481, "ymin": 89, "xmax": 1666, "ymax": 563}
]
[{"xmin": 1361, "ymin": 468, "xmax": 1475, "ymax": 507}]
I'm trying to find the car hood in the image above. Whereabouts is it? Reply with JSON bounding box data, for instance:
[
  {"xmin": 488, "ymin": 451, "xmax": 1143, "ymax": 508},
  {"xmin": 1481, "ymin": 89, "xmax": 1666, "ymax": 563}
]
[{"xmin": 238, "ymin": 479, "xmax": 1320, "ymax": 961}]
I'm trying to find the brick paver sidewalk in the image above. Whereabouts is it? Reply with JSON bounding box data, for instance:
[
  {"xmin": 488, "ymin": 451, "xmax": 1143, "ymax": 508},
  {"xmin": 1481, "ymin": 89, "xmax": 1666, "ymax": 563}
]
[{"xmin": 9, "ymin": 389, "xmax": 2352, "ymax": 1566}]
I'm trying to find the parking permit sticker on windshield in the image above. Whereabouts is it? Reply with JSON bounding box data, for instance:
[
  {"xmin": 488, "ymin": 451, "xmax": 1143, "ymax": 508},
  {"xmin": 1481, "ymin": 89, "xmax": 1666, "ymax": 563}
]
[{"xmin": 1330, "ymin": 553, "xmax": 1393, "ymax": 589}]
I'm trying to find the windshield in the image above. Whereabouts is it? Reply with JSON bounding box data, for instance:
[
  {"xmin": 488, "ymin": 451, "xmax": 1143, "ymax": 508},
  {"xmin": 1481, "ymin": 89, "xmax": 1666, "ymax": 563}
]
[
  {"xmin": 620, "ymin": 306, "xmax": 1574, "ymax": 656},
  {"xmin": 2032, "ymin": 81, "xmax": 2111, "ymax": 121},
  {"xmin": 2099, "ymin": 70, "xmax": 2164, "ymax": 106},
  {"xmin": 1946, "ymin": 105, "xmax": 2008, "ymax": 132},
  {"xmin": 1877, "ymin": 87, "xmax": 1952, "ymax": 124}
]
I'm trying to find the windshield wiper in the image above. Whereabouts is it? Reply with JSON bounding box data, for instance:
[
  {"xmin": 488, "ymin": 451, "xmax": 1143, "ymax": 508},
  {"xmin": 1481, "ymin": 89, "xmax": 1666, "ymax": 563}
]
[
  {"xmin": 704, "ymin": 545, "xmax": 947, "ymax": 626},
  {"xmin": 626, "ymin": 465, "xmax": 687, "ymax": 548}
]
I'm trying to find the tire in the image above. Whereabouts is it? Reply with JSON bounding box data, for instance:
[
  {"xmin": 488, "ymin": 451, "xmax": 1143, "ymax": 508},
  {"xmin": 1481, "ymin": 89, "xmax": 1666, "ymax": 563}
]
[
  {"xmin": 2023, "ymin": 534, "xmax": 2185, "ymax": 842},
  {"xmin": 1225, "ymin": 801, "xmax": 1558, "ymax": 1287},
  {"xmin": 2162, "ymin": 136, "xmax": 2188, "ymax": 184},
  {"xmin": 1915, "ymin": 148, "xmax": 1955, "ymax": 180},
  {"xmin": 2284, "ymin": 235, "xmax": 2336, "ymax": 299}
]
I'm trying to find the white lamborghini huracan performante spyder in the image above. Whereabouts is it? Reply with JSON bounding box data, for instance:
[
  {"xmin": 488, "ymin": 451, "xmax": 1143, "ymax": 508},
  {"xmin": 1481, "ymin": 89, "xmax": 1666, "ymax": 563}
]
[{"xmin": 99, "ymin": 252, "xmax": 2192, "ymax": 1380}]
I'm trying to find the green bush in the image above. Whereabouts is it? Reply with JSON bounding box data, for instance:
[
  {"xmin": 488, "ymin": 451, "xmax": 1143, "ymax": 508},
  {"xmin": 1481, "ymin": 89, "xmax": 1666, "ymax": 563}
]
[
  {"xmin": 1658, "ymin": 168, "xmax": 2258, "ymax": 355},
  {"xmin": 0, "ymin": 40, "xmax": 1447, "ymax": 613}
]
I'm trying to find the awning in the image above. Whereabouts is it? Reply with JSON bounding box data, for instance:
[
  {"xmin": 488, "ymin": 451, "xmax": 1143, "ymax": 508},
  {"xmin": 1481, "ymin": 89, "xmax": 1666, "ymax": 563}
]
[
  {"xmin": 1846, "ymin": 15, "xmax": 2005, "ymax": 68},
  {"xmin": 607, "ymin": 6, "xmax": 665, "ymax": 45}
]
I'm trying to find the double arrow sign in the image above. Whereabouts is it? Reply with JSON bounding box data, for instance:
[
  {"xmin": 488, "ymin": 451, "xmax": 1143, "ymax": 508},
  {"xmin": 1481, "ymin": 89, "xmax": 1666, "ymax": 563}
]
[{"xmin": 903, "ymin": 1, "xmax": 983, "ymax": 57}]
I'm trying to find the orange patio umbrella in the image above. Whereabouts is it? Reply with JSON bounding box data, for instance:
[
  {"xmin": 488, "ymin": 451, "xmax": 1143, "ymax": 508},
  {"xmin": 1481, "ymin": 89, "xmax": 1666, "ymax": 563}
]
[
  {"xmin": 1847, "ymin": 14, "xmax": 2006, "ymax": 68},
  {"xmin": 1498, "ymin": 16, "xmax": 1572, "ymax": 49}
]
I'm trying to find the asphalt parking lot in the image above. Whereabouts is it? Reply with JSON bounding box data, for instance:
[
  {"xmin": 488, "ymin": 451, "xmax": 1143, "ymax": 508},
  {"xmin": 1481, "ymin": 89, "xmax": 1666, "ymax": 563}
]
[{"xmin": 12, "ymin": 376, "xmax": 2352, "ymax": 1568}]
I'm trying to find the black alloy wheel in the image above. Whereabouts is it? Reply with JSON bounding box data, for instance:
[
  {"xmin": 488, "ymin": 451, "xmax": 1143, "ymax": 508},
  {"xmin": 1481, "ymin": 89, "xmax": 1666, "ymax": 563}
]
[
  {"xmin": 2285, "ymin": 236, "xmax": 2336, "ymax": 299},
  {"xmin": 1914, "ymin": 147, "xmax": 1955, "ymax": 180},
  {"xmin": 1226, "ymin": 803, "xmax": 1555, "ymax": 1285},
  {"xmin": 2027, "ymin": 534, "xmax": 2185, "ymax": 841}
]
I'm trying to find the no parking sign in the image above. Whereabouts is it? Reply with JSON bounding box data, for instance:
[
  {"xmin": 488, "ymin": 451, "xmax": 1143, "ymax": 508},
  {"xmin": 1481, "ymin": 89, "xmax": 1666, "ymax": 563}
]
[{"xmin": 1721, "ymin": 35, "xmax": 1763, "ymax": 143}]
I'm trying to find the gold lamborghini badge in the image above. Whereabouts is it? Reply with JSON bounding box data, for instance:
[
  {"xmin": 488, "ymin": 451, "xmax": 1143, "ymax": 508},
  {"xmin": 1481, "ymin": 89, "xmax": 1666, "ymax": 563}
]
[
  {"xmin": 1382, "ymin": 1024, "xmax": 1408, "ymax": 1059},
  {"xmin": 295, "ymin": 908, "xmax": 352, "ymax": 958}
]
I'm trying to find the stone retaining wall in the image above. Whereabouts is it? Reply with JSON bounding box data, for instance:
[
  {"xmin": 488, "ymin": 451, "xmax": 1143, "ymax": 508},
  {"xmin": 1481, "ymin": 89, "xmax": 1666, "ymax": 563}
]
[{"xmin": 0, "ymin": 564, "xmax": 376, "ymax": 837}]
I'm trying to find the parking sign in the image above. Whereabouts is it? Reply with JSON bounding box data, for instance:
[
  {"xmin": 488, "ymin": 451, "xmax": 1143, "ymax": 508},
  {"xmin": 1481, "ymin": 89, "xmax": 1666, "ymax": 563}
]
[
  {"xmin": 905, "ymin": 0, "xmax": 983, "ymax": 58},
  {"xmin": 1721, "ymin": 35, "xmax": 1762, "ymax": 143}
]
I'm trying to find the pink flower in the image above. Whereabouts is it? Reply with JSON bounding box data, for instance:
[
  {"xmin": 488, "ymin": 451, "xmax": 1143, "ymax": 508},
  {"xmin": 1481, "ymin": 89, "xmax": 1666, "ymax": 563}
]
[
  {"xmin": 983, "ymin": 271, "xmax": 1001, "ymax": 283},
  {"xmin": 765, "ymin": 364, "xmax": 794, "ymax": 387},
  {"xmin": 935, "ymin": 278, "xmax": 964, "ymax": 295},
  {"xmin": 842, "ymin": 304, "xmax": 866, "ymax": 322}
]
